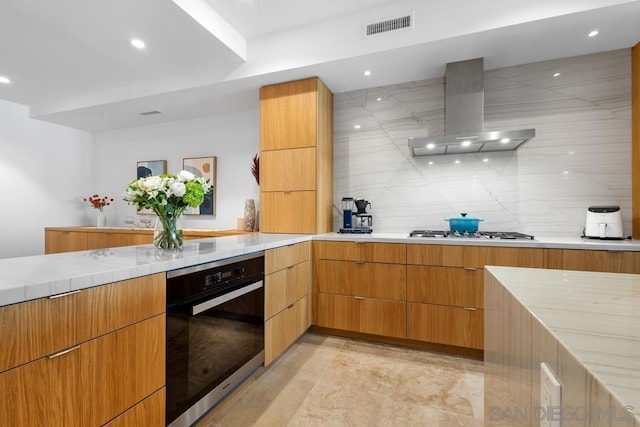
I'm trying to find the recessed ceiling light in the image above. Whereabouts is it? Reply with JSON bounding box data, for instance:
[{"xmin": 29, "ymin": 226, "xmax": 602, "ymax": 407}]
[
  {"xmin": 376, "ymin": 97, "xmax": 382, "ymax": 101},
  {"xmin": 461, "ymin": 140, "xmax": 472, "ymax": 147},
  {"xmin": 500, "ymin": 138, "xmax": 510, "ymax": 144},
  {"xmin": 426, "ymin": 143, "xmax": 435, "ymax": 149},
  {"xmin": 428, "ymin": 161, "xmax": 434, "ymax": 165},
  {"xmin": 131, "ymin": 39, "xmax": 146, "ymax": 49},
  {"xmin": 454, "ymin": 160, "xmax": 460, "ymax": 164},
  {"xmin": 354, "ymin": 124, "xmax": 361, "ymax": 129},
  {"xmin": 588, "ymin": 30, "xmax": 599, "ymax": 37},
  {"xmin": 563, "ymin": 170, "xmax": 569, "ymax": 174},
  {"xmin": 553, "ymin": 72, "xmax": 561, "ymax": 77},
  {"xmin": 0, "ymin": 76, "xmax": 10, "ymax": 84},
  {"xmin": 483, "ymin": 158, "xmax": 489, "ymax": 162},
  {"xmin": 364, "ymin": 70, "xmax": 371, "ymax": 76},
  {"xmin": 568, "ymin": 151, "xmax": 575, "ymax": 155}
]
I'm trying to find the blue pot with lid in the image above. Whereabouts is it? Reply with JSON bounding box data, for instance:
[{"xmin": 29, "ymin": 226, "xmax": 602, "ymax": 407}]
[{"xmin": 445, "ymin": 213, "xmax": 484, "ymax": 233}]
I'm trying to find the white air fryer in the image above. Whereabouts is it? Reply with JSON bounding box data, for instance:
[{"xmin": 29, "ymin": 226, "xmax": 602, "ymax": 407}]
[{"xmin": 584, "ymin": 206, "xmax": 623, "ymax": 239}]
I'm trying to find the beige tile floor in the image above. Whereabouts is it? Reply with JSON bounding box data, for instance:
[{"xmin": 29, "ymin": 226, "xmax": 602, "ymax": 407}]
[{"xmin": 203, "ymin": 333, "xmax": 484, "ymax": 427}]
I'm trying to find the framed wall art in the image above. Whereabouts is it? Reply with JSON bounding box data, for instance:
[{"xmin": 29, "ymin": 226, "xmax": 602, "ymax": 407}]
[
  {"xmin": 137, "ymin": 160, "xmax": 167, "ymax": 179},
  {"xmin": 183, "ymin": 156, "xmax": 216, "ymax": 215}
]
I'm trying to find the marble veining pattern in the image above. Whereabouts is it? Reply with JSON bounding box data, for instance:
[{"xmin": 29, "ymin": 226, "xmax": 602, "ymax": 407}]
[
  {"xmin": 486, "ymin": 266, "xmax": 640, "ymax": 422},
  {"xmin": 333, "ymin": 49, "xmax": 631, "ymax": 237},
  {"xmin": 204, "ymin": 333, "xmax": 484, "ymax": 427}
]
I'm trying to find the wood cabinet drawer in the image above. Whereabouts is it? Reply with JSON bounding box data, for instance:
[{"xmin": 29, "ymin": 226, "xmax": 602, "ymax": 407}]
[
  {"xmin": 317, "ymin": 293, "xmax": 406, "ymax": 339},
  {"xmin": 314, "ymin": 241, "xmax": 406, "ymax": 264},
  {"xmin": 265, "ymin": 260, "xmax": 310, "ymax": 319},
  {"xmin": 0, "ymin": 315, "xmax": 165, "ymax": 426},
  {"xmin": 316, "ymin": 259, "xmax": 406, "ymax": 300},
  {"xmin": 260, "ymin": 191, "xmax": 316, "ymax": 233},
  {"xmin": 265, "ymin": 241, "xmax": 310, "ymax": 274},
  {"xmin": 544, "ymin": 249, "xmax": 640, "ymax": 273},
  {"xmin": 407, "ymin": 302, "xmax": 483, "ymax": 350},
  {"xmin": 0, "ymin": 273, "xmax": 165, "ymax": 373},
  {"xmin": 407, "ymin": 265, "xmax": 483, "ymax": 308},
  {"xmin": 265, "ymin": 294, "xmax": 310, "ymax": 365},
  {"xmin": 261, "ymin": 148, "xmax": 317, "ymax": 191},
  {"xmin": 103, "ymin": 388, "xmax": 165, "ymax": 427},
  {"xmin": 407, "ymin": 244, "xmax": 543, "ymax": 268}
]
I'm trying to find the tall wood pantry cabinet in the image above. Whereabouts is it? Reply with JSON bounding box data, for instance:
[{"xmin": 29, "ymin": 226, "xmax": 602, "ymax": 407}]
[{"xmin": 259, "ymin": 77, "xmax": 334, "ymax": 234}]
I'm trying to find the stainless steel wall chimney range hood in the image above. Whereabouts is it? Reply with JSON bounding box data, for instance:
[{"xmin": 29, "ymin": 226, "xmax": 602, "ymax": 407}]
[{"xmin": 408, "ymin": 57, "xmax": 535, "ymax": 157}]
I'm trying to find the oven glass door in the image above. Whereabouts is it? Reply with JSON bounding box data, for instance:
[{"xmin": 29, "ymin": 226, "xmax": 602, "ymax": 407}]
[{"xmin": 166, "ymin": 284, "xmax": 264, "ymax": 425}]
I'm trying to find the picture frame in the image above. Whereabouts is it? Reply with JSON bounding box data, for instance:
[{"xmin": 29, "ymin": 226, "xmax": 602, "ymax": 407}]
[
  {"xmin": 183, "ymin": 156, "xmax": 216, "ymax": 215},
  {"xmin": 137, "ymin": 160, "xmax": 167, "ymax": 179}
]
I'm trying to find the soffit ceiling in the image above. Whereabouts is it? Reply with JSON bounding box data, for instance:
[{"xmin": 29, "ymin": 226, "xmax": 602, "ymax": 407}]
[{"xmin": 0, "ymin": 0, "xmax": 639, "ymax": 131}]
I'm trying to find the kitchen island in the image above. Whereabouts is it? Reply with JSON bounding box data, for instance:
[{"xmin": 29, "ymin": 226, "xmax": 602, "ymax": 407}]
[
  {"xmin": 0, "ymin": 233, "xmax": 311, "ymax": 427},
  {"xmin": 484, "ymin": 266, "xmax": 640, "ymax": 426}
]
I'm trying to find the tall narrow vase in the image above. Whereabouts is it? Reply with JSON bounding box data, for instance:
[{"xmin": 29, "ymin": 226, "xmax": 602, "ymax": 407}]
[
  {"xmin": 244, "ymin": 199, "xmax": 256, "ymax": 232},
  {"xmin": 153, "ymin": 215, "xmax": 184, "ymax": 250},
  {"xmin": 96, "ymin": 211, "xmax": 107, "ymax": 227}
]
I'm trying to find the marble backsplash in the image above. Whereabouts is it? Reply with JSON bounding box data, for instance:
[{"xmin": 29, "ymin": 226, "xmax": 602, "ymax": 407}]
[{"xmin": 333, "ymin": 49, "xmax": 632, "ymax": 237}]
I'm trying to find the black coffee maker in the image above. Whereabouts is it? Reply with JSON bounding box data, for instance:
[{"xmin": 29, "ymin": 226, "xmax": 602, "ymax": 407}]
[{"xmin": 338, "ymin": 197, "xmax": 372, "ymax": 233}]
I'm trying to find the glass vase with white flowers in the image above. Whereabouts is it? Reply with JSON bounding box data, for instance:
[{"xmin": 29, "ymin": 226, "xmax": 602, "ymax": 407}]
[{"xmin": 123, "ymin": 170, "xmax": 212, "ymax": 249}]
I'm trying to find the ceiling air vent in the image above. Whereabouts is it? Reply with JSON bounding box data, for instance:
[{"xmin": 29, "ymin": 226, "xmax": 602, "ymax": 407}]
[
  {"xmin": 139, "ymin": 110, "xmax": 162, "ymax": 116},
  {"xmin": 365, "ymin": 13, "xmax": 413, "ymax": 36}
]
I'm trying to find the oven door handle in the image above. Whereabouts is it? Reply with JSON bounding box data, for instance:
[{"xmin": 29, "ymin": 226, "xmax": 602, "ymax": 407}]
[{"xmin": 191, "ymin": 280, "xmax": 263, "ymax": 316}]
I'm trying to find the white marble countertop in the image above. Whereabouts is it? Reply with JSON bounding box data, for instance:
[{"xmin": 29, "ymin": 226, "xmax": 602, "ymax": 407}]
[
  {"xmin": 486, "ymin": 266, "xmax": 640, "ymax": 421},
  {"xmin": 4, "ymin": 230, "xmax": 640, "ymax": 308},
  {"xmin": 0, "ymin": 233, "xmax": 310, "ymax": 307},
  {"xmin": 314, "ymin": 232, "xmax": 640, "ymax": 250}
]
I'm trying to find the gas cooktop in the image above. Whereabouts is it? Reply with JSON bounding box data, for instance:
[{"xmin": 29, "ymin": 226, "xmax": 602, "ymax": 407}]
[{"xmin": 409, "ymin": 230, "xmax": 535, "ymax": 240}]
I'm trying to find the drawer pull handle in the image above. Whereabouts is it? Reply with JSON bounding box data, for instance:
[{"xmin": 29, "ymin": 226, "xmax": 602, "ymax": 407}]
[
  {"xmin": 354, "ymin": 296, "xmax": 365, "ymax": 300},
  {"xmin": 48, "ymin": 345, "xmax": 80, "ymax": 359},
  {"xmin": 48, "ymin": 290, "xmax": 81, "ymax": 299},
  {"xmin": 463, "ymin": 267, "xmax": 477, "ymax": 271},
  {"xmin": 463, "ymin": 307, "xmax": 477, "ymax": 311}
]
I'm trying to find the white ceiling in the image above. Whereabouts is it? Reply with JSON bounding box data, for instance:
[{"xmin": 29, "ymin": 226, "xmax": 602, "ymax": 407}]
[{"xmin": 0, "ymin": 0, "xmax": 639, "ymax": 132}]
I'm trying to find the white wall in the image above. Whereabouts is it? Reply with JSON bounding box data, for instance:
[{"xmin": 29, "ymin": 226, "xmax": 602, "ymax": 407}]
[
  {"xmin": 92, "ymin": 110, "xmax": 260, "ymax": 230},
  {"xmin": 0, "ymin": 99, "xmax": 93, "ymax": 258},
  {"xmin": 334, "ymin": 49, "xmax": 632, "ymax": 237}
]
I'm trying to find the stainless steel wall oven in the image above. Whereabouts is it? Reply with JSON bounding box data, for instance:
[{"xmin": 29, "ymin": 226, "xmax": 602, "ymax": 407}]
[{"xmin": 165, "ymin": 252, "xmax": 265, "ymax": 427}]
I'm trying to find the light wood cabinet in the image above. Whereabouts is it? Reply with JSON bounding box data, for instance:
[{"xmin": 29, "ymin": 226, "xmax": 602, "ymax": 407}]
[
  {"xmin": 260, "ymin": 191, "xmax": 318, "ymax": 234},
  {"xmin": 406, "ymin": 244, "xmax": 543, "ymax": 350},
  {"xmin": 314, "ymin": 241, "xmax": 406, "ymax": 264},
  {"xmin": 407, "ymin": 265, "xmax": 483, "ymax": 309},
  {"xmin": 407, "ymin": 303, "xmax": 483, "ymax": 350},
  {"xmin": 44, "ymin": 227, "xmax": 248, "ymax": 254},
  {"xmin": 265, "ymin": 295, "xmax": 309, "ymax": 365},
  {"xmin": 544, "ymin": 248, "xmax": 640, "ymax": 273},
  {"xmin": 313, "ymin": 241, "xmax": 407, "ymax": 339},
  {"xmin": 316, "ymin": 260, "xmax": 406, "ymax": 300},
  {"xmin": 259, "ymin": 77, "xmax": 333, "ymax": 234},
  {"xmin": 260, "ymin": 148, "xmax": 317, "ymax": 191},
  {"xmin": 407, "ymin": 244, "xmax": 544, "ymax": 268},
  {"xmin": 317, "ymin": 294, "xmax": 406, "ymax": 339},
  {"xmin": 0, "ymin": 274, "xmax": 166, "ymax": 426},
  {"xmin": 264, "ymin": 242, "xmax": 311, "ymax": 365}
]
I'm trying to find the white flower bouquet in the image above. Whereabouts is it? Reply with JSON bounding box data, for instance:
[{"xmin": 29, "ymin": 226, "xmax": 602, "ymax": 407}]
[{"xmin": 123, "ymin": 170, "xmax": 212, "ymax": 249}]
